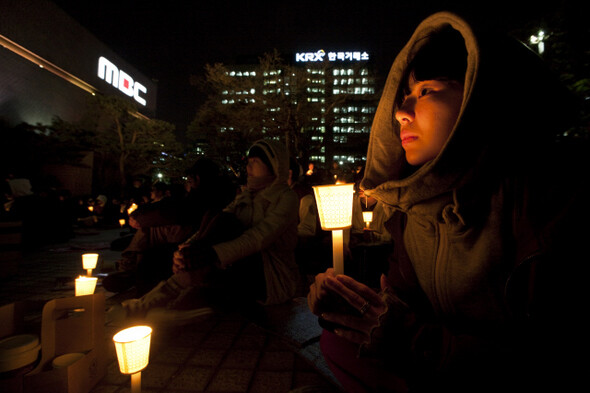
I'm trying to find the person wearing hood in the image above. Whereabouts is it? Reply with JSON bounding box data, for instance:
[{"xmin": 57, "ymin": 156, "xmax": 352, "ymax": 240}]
[
  {"xmin": 109, "ymin": 139, "xmax": 300, "ymax": 322},
  {"xmin": 307, "ymin": 12, "xmax": 588, "ymax": 393}
]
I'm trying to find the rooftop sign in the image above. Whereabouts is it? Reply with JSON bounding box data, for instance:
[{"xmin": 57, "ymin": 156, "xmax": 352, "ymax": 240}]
[
  {"xmin": 97, "ymin": 56, "xmax": 147, "ymax": 106},
  {"xmin": 295, "ymin": 50, "xmax": 369, "ymax": 63}
]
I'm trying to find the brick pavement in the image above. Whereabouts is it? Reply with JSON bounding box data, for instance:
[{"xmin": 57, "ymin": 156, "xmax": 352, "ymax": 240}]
[{"xmin": 0, "ymin": 225, "xmax": 343, "ymax": 393}]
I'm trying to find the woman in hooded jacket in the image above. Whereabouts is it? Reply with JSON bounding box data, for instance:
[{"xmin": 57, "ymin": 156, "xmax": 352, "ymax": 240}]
[
  {"xmin": 109, "ymin": 139, "xmax": 300, "ymax": 322},
  {"xmin": 307, "ymin": 12, "xmax": 588, "ymax": 393}
]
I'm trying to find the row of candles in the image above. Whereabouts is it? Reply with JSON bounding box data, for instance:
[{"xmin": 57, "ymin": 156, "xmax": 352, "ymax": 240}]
[
  {"xmin": 75, "ymin": 186, "xmax": 358, "ymax": 392},
  {"xmin": 85, "ymin": 202, "xmax": 139, "ymax": 229},
  {"xmin": 73, "ymin": 252, "xmax": 151, "ymax": 393}
]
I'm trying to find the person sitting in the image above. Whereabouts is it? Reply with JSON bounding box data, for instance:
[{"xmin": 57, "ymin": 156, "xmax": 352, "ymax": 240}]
[
  {"xmin": 104, "ymin": 159, "xmax": 235, "ymax": 296},
  {"xmin": 108, "ymin": 139, "xmax": 301, "ymax": 323}
]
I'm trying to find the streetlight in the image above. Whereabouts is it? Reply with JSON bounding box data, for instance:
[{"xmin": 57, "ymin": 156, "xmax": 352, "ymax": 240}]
[{"xmin": 530, "ymin": 30, "xmax": 546, "ymax": 54}]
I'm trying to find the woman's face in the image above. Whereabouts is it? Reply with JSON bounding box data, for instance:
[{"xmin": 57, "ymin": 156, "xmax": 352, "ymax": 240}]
[
  {"xmin": 247, "ymin": 157, "xmax": 272, "ymax": 178},
  {"xmin": 395, "ymin": 75, "xmax": 464, "ymax": 166}
]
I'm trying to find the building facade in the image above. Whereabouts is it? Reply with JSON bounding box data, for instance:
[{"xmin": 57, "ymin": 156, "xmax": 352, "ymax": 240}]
[
  {"xmin": 0, "ymin": 0, "xmax": 157, "ymax": 127},
  {"xmin": 220, "ymin": 49, "xmax": 378, "ymax": 176},
  {"xmin": 1, "ymin": 0, "xmax": 157, "ymax": 195}
]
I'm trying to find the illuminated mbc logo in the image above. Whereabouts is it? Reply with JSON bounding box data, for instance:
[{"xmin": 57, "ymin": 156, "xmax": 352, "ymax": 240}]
[
  {"xmin": 97, "ymin": 56, "xmax": 147, "ymax": 106},
  {"xmin": 295, "ymin": 50, "xmax": 370, "ymax": 63}
]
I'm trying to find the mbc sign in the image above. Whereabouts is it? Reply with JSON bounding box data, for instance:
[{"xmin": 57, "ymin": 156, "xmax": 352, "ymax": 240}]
[{"xmin": 97, "ymin": 56, "xmax": 147, "ymax": 106}]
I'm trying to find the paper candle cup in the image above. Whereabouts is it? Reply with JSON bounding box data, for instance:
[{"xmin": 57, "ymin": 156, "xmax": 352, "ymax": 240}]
[
  {"xmin": 75, "ymin": 276, "xmax": 97, "ymax": 296},
  {"xmin": 362, "ymin": 211, "xmax": 373, "ymax": 225},
  {"xmin": 113, "ymin": 326, "xmax": 152, "ymax": 374},
  {"xmin": 82, "ymin": 253, "xmax": 99, "ymax": 270},
  {"xmin": 313, "ymin": 183, "xmax": 354, "ymax": 231}
]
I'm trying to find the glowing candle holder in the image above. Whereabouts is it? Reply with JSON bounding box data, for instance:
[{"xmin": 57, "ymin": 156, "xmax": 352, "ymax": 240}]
[
  {"xmin": 362, "ymin": 211, "xmax": 373, "ymax": 229},
  {"xmin": 113, "ymin": 326, "xmax": 152, "ymax": 393},
  {"xmin": 127, "ymin": 203, "xmax": 138, "ymax": 215},
  {"xmin": 75, "ymin": 276, "xmax": 97, "ymax": 296},
  {"xmin": 82, "ymin": 253, "xmax": 98, "ymax": 276},
  {"xmin": 313, "ymin": 183, "xmax": 354, "ymax": 275},
  {"xmin": 119, "ymin": 218, "xmax": 126, "ymax": 228},
  {"xmin": 87, "ymin": 205, "xmax": 94, "ymax": 212}
]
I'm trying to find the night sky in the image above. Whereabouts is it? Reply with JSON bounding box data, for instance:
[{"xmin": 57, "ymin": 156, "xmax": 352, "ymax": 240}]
[{"xmin": 51, "ymin": 0, "xmax": 582, "ymax": 131}]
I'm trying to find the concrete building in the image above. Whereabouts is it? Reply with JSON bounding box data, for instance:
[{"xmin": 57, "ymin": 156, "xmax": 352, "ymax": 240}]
[
  {"xmin": 1, "ymin": 0, "xmax": 157, "ymax": 195},
  {"xmin": 222, "ymin": 49, "xmax": 378, "ymax": 174},
  {"xmin": 0, "ymin": 0, "xmax": 157, "ymax": 127}
]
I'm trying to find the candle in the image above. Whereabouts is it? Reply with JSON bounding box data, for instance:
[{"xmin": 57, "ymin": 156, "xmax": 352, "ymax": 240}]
[
  {"xmin": 362, "ymin": 211, "xmax": 373, "ymax": 228},
  {"xmin": 75, "ymin": 276, "xmax": 97, "ymax": 296},
  {"xmin": 113, "ymin": 326, "xmax": 152, "ymax": 393},
  {"xmin": 82, "ymin": 253, "xmax": 98, "ymax": 276},
  {"xmin": 119, "ymin": 218, "xmax": 126, "ymax": 227},
  {"xmin": 127, "ymin": 203, "xmax": 138, "ymax": 215},
  {"xmin": 312, "ymin": 183, "xmax": 354, "ymax": 275}
]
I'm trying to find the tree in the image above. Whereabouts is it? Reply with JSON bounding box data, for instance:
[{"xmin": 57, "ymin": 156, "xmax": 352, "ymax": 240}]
[
  {"xmin": 187, "ymin": 50, "xmax": 378, "ymax": 167},
  {"xmin": 52, "ymin": 95, "xmax": 181, "ymax": 194}
]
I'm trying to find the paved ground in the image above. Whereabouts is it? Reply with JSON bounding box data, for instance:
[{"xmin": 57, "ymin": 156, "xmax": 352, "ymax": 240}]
[{"xmin": 0, "ymin": 225, "xmax": 343, "ymax": 393}]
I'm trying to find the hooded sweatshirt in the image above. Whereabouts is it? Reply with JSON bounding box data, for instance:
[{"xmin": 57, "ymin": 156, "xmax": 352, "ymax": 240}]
[
  {"xmin": 213, "ymin": 139, "xmax": 300, "ymax": 305},
  {"xmin": 358, "ymin": 11, "xmax": 587, "ymax": 390}
]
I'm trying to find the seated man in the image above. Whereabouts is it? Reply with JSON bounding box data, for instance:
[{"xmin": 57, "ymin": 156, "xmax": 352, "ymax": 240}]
[{"xmin": 104, "ymin": 159, "xmax": 235, "ymax": 296}]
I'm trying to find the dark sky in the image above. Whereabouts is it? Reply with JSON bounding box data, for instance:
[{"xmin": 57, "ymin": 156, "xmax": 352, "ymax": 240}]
[{"xmin": 51, "ymin": 0, "xmax": 578, "ymax": 131}]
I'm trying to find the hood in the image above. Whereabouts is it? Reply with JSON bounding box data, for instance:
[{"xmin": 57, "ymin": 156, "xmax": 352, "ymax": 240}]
[
  {"xmin": 361, "ymin": 12, "xmax": 577, "ymax": 210},
  {"xmin": 248, "ymin": 139, "xmax": 290, "ymax": 186}
]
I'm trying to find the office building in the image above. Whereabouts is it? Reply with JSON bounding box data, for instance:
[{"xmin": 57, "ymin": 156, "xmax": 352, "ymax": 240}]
[{"xmin": 221, "ymin": 49, "xmax": 378, "ymax": 172}]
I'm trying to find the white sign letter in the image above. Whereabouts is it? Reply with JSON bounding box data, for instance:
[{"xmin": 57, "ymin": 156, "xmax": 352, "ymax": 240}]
[
  {"xmin": 134, "ymin": 82, "xmax": 147, "ymax": 106},
  {"xmin": 118, "ymin": 70, "xmax": 134, "ymax": 97},
  {"xmin": 98, "ymin": 56, "xmax": 119, "ymax": 87}
]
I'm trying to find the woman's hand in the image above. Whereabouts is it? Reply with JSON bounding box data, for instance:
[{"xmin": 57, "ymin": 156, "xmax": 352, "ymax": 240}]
[
  {"xmin": 172, "ymin": 243, "xmax": 191, "ymax": 274},
  {"xmin": 172, "ymin": 242, "xmax": 220, "ymax": 274},
  {"xmin": 307, "ymin": 268, "xmax": 338, "ymax": 315},
  {"xmin": 320, "ymin": 274, "xmax": 388, "ymax": 345}
]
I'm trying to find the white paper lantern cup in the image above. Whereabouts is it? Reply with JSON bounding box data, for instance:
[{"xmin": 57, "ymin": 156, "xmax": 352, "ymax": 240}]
[
  {"xmin": 75, "ymin": 276, "xmax": 97, "ymax": 296},
  {"xmin": 312, "ymin": 183, "xmax": 354, "ymax": 231},
  {"xmin": 82, "ymin": 253, "xmax": 99, "ymax": 270},
  {"xmin": 362, "ymin": 211, "xmax": 374, "ymax": 226},
  {"xmin": 113, "ymin": 326, "xmax": 152, "ymax": 375}
]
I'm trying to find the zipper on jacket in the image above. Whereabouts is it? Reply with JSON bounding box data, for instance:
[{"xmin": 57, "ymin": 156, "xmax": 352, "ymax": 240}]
[{"xmin": 433, "ymin": 221, "xmax": 451, "ymax": 315}]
